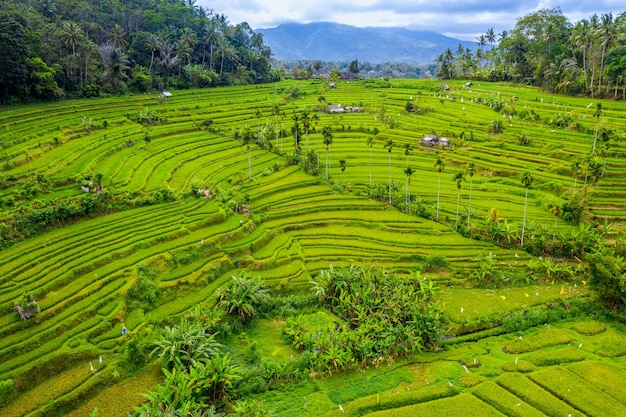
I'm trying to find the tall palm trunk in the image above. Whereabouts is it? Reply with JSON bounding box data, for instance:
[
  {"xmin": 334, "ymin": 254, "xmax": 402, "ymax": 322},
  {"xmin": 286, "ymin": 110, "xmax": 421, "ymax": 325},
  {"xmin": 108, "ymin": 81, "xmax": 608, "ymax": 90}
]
[
  {"xmin": 467, "ymin": 176, "xmax": 473, "ymax": 230},
  {"xmin": 521, "ymin": 187, "xmax": 528, "ymax": 246},
  {"xmin": 436, "ymin": 173, "xmax": 441, "ymax": 222}
]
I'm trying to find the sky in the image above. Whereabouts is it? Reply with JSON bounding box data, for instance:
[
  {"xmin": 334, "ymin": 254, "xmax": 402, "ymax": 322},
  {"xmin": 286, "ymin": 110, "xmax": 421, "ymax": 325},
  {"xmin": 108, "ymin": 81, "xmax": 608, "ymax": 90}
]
[{"xmin": 197, "ymin": 0, "xmax": 624, "ymax": 41}]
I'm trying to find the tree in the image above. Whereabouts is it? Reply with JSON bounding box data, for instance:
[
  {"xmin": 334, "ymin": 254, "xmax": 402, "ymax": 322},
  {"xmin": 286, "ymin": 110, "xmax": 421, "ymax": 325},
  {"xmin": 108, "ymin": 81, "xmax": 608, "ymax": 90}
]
[
  {"xmin": 322, "ymin": 125, "xmax": 334, "ymax": 180},
  {"xmin": 291, "ymin": 113, "xmax": 301, "ymax": 154},
  {"xmin": 0, "ymin": 12, "xmax": 29, "ymax": 101},
  {"xmin": 570, "ymin": 160, "xmax": 581, "ymax": 188},
  {"xmin": 216, "ymin": 274, "xmax": 269, "ymax": 321},
  {"xmin": 520, "ymin": 171, "xmax": 533, "ymax": 247},
  {"xmin": 452, "ymin": 171, "xmax": 466, "ymax": 231},
  {"xmin": 434, "ymin": 156, "xmax": 445, "ymax": 221},
  {"xmin": 366, "ymin": 136, "xmax": 375, "ymax": 186},
  {"xmin": 349, "ymin": 59, "xmax": 360, "ymax": 73},
  {"xmin": 404, "ymin": 166, "xmax": 415, "ymax": 214},
  {"xmin": 384, "ymin": 139, "xmax": 395, "ymax": 204},
  {"xmin": 339, "ymin": 159, "xmax": 346, "ymax": 188},
  {"xmin": 466, "ymin": 162, "xmax": 476, "ymax": 230},
  {"xmin": 403, "ymin": 143, "xmax": 413, "ymax": 167},
  {"xmin": 592, "ymin": 103, "xmax": 602, "ymax": 154},
  {"xmin": 585, "ymin": 252, "xmax": 625, "ymax": 310}
]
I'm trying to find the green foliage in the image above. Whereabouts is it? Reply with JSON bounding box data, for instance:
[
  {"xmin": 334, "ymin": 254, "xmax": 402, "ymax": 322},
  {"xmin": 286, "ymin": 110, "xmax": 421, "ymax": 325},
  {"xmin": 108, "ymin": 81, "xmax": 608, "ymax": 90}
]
[
  {"xmin": 0, "ymin": 378, "xmax": 14, "ymax": 395},
  {"xmin": 585, "ymin": 253, "xmax": 626, "ymax": 310},
  {"xmin": 217, "ymin": 274, "xmax": 270, "ymax": 320},
  {"xmin": 303, "ymin": 265, "xmax": 443, "ymax": 373},
  {"xmin": 127, "ymin": 264, "xmax": 159, "ymax": 308},
  {"xmin": 422, "ymin": 254, "xmax": 449, "ymax": 272}
]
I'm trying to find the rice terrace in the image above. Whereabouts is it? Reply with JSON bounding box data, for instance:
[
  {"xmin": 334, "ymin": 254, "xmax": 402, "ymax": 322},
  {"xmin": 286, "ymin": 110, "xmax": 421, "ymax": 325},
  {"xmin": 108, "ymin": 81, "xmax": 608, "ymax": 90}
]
[{"xmin": 1, "ymin": 76, "xmax": 626, "ymax": 417}]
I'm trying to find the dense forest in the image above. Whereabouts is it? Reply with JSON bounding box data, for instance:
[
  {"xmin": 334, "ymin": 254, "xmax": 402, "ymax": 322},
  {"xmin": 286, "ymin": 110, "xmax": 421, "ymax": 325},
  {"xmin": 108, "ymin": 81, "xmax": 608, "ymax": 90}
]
[
  {"xmin": 0, "ymin": 0, "xmax": 277, "ymax": 103},
  {"xmin": 436, "ymin": 8, "xmax": 626, "ymax": 98}
]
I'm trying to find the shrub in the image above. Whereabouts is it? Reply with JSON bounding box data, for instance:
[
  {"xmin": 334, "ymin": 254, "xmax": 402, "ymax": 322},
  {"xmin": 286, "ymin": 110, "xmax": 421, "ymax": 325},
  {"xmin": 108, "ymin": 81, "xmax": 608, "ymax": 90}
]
[
  {"xmin": 0, "ymin": 378, "xmax": 14, "ymax": 395},
  {"xmin": 422, "ymin": 254, "xmax": 449, "ymax": 272}
]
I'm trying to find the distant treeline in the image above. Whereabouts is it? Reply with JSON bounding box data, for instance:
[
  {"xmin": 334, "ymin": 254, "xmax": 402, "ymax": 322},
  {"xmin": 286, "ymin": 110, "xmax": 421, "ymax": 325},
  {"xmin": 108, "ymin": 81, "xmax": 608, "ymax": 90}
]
[
  {"xmin": 0, "ymin": 0, "xmax": 278, "ymax": 103},
  {"xmin": 436, "ymin": 8, "xmax": 626, "ymax": 98},
  {"xmin": 274, "ymin": 59, "xmax": 437, "ymax": 80}
]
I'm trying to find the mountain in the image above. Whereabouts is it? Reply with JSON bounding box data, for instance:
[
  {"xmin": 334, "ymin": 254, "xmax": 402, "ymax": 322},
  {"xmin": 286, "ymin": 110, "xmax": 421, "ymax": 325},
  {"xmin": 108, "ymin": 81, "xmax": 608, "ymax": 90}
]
[{"xmin": 257, "ymin": 22, "xmax": 476, "ymax": 64}]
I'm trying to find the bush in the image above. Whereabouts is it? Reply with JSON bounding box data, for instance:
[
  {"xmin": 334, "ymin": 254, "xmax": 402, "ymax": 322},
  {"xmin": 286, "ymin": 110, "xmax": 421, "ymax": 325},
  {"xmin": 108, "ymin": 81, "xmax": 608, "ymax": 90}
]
[
  {"xmin": 0, "ymin": 378, "xmax": 14, "ymax": 395},
  {"xmin": 422, "ymin": 254, "xmax": 449, "ymax": 272}
]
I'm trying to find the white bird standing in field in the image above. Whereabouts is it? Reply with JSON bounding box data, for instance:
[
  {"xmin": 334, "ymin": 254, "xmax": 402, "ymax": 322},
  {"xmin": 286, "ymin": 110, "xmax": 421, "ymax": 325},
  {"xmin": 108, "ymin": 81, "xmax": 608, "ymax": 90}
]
[
  {"xmin": 339, "ymin": 404, "xmax": 344, "ymax": 412},
  {"xmin": 90, "ymin": 362, "xmax": 94, "ymax": 372},
  {"xmin": 99, "ymin": 356, "xmax": 103, "ymax": 365}
]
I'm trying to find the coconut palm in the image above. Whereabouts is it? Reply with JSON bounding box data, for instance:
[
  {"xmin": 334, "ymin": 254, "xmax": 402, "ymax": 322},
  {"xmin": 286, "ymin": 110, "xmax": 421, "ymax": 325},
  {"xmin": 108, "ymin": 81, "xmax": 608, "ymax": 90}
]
[
  {"xmin": 592, "ymin": 103, "xmax": 602, "ymax": 154},
  {"xmin": 366, "ymin": 136, "xmax": 375, "ymax": 186},
  {"xmin": 570, "ymin": 160, "xmax": 581, "ymax": 188},
  {"xmin": 404, "ymin": 166, "xmax": 415, "ymax": 214},
  {"xmin": 452, "ymin": 171, "xmax": 466, "ymax": 231},
  {"xmin": 290, "ymin": 113, "xmax": 301, "ymax": 154},
  {"xmin": 466, "ymin": 161, "xmax": 476, "ymax": 230},
  {"xmin": 339, "ymin": 159, "xmax": 346, "ymax": 188},
  {"xmin": 322, "ymin": 125, "xmax": 333, "ymax": 180},
  {"xmin": 434, "ymin": 156, "xmax": 445, "ymax": 221},
  {"xmin": 384, "ymin": 139, "xmax": 395, "ymax": 204},
  {"xmin": 403, "ymin": 142, "xmax": 413, "ymax": 167},
  {"xmin": 145, "ymin": 33, "xmax": 159, "ymax": 72},
  {"xmin": 301, "ymin": 110, "xmax": 311, "ymax": 152},
  {"xmin": 520, "ymin": 171, "xmax": 533, "ymax": 247}
]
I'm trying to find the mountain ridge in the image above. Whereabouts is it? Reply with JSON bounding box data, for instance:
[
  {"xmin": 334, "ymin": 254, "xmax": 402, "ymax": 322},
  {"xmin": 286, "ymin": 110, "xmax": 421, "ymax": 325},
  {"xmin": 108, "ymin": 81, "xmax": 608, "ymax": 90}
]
[{"xmin": 257, "ymin": 22, "xmax": 476, "ymax": 64}]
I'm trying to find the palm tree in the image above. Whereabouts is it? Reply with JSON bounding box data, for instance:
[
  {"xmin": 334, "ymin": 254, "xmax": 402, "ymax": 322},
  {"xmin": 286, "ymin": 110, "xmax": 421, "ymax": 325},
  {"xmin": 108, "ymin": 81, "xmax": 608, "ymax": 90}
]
[
  {"xmin": 216, "ymin": 35, "xmax": 236, "ymax": 75},
  {"xmin": 291, "ymin": 113, "xmax": 301, "ymax": 154},
  {"xmin": 466, "ymin": 162, "xmax": 476, "ymax": 230},
  {"xmin": 403, "ymin": 142, "xmax": 413, "ymax": 167},
  {"xmin": 384, "ymin": 139, "xmax": 395, "ymax": 204},
  {"xmin": 339, "ymin": 159, "xmax": 346, "ymax": 188},
  {"xmin": 452, "ymin": 171, "xmax": 465, "ymax": 231},
  {"xmin": 570, "ymin": 160, "xmax": 581, "ymax": 188},
  {"xmin": 145, "ymin": 33, "xmax": 159, "ymax": 72},
  {"xmin": 592, "ymin": 103, "xmax": 602, "ymax": 154},
  {"xmin": 322, "ymin": 125, "xmax": 333, "ymax": 180},
  {"xmin": 598, "ymin": 13, "xmax": 617, "ymax": 95},
  {"xmin": 520, "ymin": 171, "xmax": 533, "ymax": 247},
  {"xmin": 434, "ymin": 156, "xmax": 445, "ymax": 221},
  {"xmin": 404, "ymin": 166, "xmax": 415, "ymax": 214},
  {"xmin": 367, "ymin": 136, "xmax": 375, "ymax": 186},
  {"xmin": 301, "ymin": 110, "xmax": 311, "ymax": 152},
  {"xmin": 109, "ymin": 24, "xmax": 129, "ymax": 50},
  {"xmin": 60, "ymin": 20, "xmax": 84, "ymax": 55}
]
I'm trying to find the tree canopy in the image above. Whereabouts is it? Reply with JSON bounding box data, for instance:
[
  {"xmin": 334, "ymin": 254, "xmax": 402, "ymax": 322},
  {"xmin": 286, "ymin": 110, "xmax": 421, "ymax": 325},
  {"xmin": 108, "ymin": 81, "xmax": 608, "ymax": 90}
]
[
  {"xmin": 436, "ymin": 8, "xmax": 626, "ymax": 98},
  {"xmin": 0, "ymin": 0, "xmax": 277, "ymax": 102}
]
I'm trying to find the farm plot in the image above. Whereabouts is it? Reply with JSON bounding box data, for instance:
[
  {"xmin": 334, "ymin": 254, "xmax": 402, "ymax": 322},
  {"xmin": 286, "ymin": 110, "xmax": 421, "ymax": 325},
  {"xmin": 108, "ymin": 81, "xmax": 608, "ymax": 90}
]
[{"xmin": 1, "ymin": 79, "xmax": 625, "ymax": 416}]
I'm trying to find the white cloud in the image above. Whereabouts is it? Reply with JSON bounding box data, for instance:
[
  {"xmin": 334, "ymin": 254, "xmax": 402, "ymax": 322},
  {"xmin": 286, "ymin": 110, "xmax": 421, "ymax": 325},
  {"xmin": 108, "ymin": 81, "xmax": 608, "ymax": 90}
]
[{"xmin": 199, "ymin": 0, "xmax": 624, "ymax": 41}]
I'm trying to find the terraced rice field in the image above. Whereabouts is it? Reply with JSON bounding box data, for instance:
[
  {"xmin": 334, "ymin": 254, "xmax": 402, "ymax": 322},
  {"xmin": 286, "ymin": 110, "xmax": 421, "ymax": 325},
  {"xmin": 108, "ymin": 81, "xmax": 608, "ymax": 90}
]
[{"xmin": 1, "ymin": 79, "xmax": 625, "ymax": 415}]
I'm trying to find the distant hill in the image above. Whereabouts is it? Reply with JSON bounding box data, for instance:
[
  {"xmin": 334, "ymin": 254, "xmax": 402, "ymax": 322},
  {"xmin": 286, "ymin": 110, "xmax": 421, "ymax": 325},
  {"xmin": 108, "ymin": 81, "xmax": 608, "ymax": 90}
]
[{"xmin": 257, "ymin": 22, "xmax": 476, "ymax": 64}]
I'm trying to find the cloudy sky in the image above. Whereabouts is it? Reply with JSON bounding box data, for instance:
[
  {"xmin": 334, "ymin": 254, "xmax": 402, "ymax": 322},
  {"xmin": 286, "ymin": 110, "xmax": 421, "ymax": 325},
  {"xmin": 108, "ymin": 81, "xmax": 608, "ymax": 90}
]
[{"xmin": 197, "ymin": 0, "xmax": 623, "ymax": 41}]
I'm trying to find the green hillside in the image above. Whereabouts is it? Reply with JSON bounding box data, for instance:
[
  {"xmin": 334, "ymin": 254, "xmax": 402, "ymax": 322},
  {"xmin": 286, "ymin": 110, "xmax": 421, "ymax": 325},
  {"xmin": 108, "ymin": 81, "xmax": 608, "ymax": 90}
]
[{"xmin": 1, "ymin": 79, "xmax": 625, "ymax": 416}]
